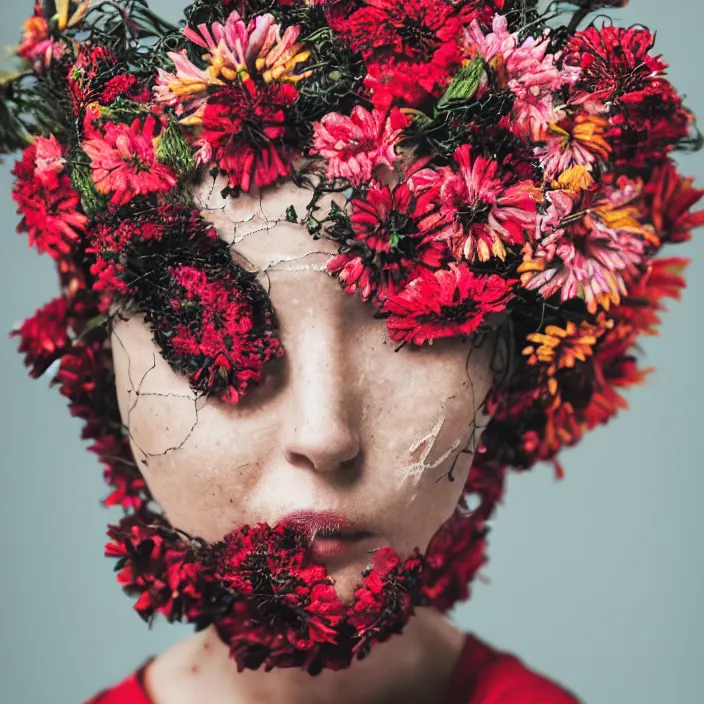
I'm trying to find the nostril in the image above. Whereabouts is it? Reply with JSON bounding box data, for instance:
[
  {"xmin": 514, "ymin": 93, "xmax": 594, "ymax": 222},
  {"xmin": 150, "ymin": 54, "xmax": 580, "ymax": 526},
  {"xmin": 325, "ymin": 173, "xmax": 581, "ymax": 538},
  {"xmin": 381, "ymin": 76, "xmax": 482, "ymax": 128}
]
[{"xmin": 285, "ymin": 450, "xmax": 316, "ymax": 472}]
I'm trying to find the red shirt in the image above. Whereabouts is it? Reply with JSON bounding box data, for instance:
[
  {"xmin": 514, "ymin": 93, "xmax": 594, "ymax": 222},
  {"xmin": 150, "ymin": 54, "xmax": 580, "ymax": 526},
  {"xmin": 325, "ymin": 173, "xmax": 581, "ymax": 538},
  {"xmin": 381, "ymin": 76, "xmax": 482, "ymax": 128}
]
[{"xmin": 85, "ymin": 634, "xmax": 581, "ymax": 703}]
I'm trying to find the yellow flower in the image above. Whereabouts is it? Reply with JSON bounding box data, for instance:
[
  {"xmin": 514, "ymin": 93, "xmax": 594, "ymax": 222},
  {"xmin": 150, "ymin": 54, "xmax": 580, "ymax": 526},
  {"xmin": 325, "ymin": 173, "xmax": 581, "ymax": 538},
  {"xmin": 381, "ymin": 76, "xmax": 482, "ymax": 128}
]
[
  {"xmin": 522, "ymin": 316, "xmax": 614, "ymax": 395},
  {"xmin": 55, "ymin": 0, "xmax": 90, "ymax": 32},
  {"xmin": 554, "ymin": 165, "xmax": 595, "ymax": 193}
]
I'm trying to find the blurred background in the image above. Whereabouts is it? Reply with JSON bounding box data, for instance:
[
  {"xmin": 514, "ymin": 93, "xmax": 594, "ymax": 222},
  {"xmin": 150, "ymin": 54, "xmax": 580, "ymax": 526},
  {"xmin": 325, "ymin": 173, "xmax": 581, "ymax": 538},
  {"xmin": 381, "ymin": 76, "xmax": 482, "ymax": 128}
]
[{"xmin": 0, "ymin": 1, "xmax": 702, "ymax": 703}]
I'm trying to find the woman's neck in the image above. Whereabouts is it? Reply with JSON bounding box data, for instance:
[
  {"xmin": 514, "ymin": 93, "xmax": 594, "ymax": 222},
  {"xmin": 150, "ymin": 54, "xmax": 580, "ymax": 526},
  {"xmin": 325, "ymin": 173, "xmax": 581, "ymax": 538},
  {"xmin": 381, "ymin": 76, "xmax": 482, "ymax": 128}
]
[{"xmin": 145, "ymin": 607, "xmax": 467, "ymax": 704}]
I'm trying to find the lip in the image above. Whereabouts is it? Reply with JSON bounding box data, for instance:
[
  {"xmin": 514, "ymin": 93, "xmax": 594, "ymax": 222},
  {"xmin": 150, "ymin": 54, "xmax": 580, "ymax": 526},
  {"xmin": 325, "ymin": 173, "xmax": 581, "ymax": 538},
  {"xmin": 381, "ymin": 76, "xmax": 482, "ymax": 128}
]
[
  {"xmin": 279, "ymin": 510, "xmax": 374, "ymax": 563},
  {"xmin": 280, "ymin": 509, "xmax": 370, "ymax": 540}
]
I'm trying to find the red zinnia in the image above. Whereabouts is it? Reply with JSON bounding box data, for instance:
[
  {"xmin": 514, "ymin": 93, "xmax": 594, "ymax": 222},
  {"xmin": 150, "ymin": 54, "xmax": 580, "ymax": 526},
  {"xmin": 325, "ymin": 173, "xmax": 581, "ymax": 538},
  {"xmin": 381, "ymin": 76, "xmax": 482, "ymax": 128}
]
[
  {"xmin": 566, "ymin": 25, "xmax": 669, "ymax": 109},
  {"xmin": 197, "ymin": 79, "xmax": 298, "ymax": 192},
  {"xmin": 382, "ymin": 263, "xmax": 514, "ymax": 345},
  {"xmin": 12, "ymin": 140, "xmax": 88, "ymax": 259},
  {"xmin": 11, "ymin": 296, "xmax": 70, "ymax": 379},
  {"xmin": 436, "ymin": 145, "xmax": 540, "ymax": 262},
  {"xmin": 328, "ymin": 178, "xmax": 446, "ymax": 303},
  {"xmin": 82, "ymin": 115, "xmax": 178, "ymax": 206},
  {"xmin": 332, "ymin": 0, "xmax": 472, "ymax": 108}
]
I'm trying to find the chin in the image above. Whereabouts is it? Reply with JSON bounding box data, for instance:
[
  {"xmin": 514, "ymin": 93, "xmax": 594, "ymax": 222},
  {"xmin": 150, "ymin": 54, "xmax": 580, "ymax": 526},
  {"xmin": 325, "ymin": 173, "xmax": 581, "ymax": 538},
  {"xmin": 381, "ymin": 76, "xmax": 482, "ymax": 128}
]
[{"xmin": 327, "ymin": 560, "xmax": 374, "ymax": 603}]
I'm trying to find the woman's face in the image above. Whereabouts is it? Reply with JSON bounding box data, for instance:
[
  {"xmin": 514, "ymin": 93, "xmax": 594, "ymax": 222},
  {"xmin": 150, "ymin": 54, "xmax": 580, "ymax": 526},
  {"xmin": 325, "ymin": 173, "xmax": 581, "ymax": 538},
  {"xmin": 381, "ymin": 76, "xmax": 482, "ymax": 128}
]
[{"xmin": 111, "ymin": 177, "xmax": 495, "ymax": 600}]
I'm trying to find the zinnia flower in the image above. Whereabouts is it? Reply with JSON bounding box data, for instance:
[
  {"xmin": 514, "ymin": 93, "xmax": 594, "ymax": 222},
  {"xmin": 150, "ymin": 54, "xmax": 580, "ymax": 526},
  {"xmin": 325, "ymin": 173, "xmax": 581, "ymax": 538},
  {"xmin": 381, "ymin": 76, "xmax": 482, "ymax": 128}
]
[
  {"xmin": 154, "ymin": 10, "xmax": 311, "ymax": 120},
  {"xmin": 519, "ymin": 178, "xmax": 654, "ymax": 313},
  {"xmin": 522, "ymin": 316, "xmax": 612, "ymax": 396},
  {"xmin": 106, "ymin": 517, "xmax": 204, "ymax": 623},
  {"xmin": 537, "ymin": 113, "xmax": 611, "ymax": 181},
  {"xmin": 382, "ymin": 263, "xmax": 514, "ymax": 345},
  {"xmin": 82, "ymin": 115, "xmax": 178, "ymax": 206},
  {"xmin": 436, "ymin": 144, "xmax": 540, "ymax": 262},
  {"xmin": 12, "ymin": 140, "xmax": 88, "ymax": 259},
  {"xmin": 17, "ymin": 2, "xmax": 67, "ymax": 71},
  {"xmin": 422, "ymin": 509, "xmax": 487, "ymax": 613},
  {"xmin": 327, "ymin": 178, "xmax": 447, "ymax": 302},
  {"xmin": 565, "ymin": 25, "xmax": 669, "ymax": 111},
  {"xmin": 465, "ymin": 15, "xmax": 573, "ymax": 137},
  {"xmin": 311, "ymin": 106, "xmax": 409, "ymax": 186},
  {"xmin": 197, "ymin": 79, "xmax": 298, "ymax": 192},
  {"xmin": 11, "ymin": 296, "xmax": 70, "ymax": 379},
  {"xmin": 645, "ymin": 161, "xmax": 704, "ymax": 244},
  {"xmin": 333, "ymin": 0, "xmax": 472, "ymax": 108}
]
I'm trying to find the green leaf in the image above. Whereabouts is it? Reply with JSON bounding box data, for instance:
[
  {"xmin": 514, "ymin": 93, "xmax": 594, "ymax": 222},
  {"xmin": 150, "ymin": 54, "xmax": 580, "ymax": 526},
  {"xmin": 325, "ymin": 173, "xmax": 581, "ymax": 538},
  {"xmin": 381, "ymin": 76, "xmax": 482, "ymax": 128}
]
[
  {"xmin": 155, "ymin": 119, "xmax": 197, "ymax": 177},
  {"xmin": 436, "ymin": 57, "xmax": 484, "ymax": 111},
  {"xmin": 286, "ymin": 204, "xmax": 298, "ymax": 223},
  {"xmin": 68, "ymin": 150, "xmax": 107, "ymax": 217}
]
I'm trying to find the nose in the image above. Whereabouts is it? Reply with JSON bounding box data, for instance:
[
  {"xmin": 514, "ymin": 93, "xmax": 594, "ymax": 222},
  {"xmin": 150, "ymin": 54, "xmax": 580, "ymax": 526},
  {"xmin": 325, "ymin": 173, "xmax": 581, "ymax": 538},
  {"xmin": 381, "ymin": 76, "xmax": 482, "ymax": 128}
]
[{"xmin": 282, "ymin": 327, "xmax": 361, "ymax": 476}]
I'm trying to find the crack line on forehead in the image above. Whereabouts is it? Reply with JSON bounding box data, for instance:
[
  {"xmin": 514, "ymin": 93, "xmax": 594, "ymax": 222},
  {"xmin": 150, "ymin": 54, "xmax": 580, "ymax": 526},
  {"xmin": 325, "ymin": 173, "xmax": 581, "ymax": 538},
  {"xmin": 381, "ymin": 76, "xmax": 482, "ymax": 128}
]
[{"xmin": 263, "ymin": 251, "xmax": 333, "ymax": 271}]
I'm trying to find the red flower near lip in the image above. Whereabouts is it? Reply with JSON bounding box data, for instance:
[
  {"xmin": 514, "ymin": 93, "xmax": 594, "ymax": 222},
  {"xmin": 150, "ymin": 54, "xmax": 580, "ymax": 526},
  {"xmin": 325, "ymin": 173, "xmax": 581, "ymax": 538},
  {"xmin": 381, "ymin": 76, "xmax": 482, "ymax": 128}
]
[
  {"xmin": 12, "ymin": 140, "xmax": 88, "ymax": 259},
  {"xmin": 382, "ymin": 263, "xmax": 514, "ymax": 346},
  {"xmin": 197, "ymin": 79, "xmax": 298, "ymax": 192},
  {"xmin": 422, "ymin": 509, "xmax": 488, "ymax": 613},
  {"xmin": 105, "ymin": 517, "xmax": 428, "ymax": 674},
  {"xmin": 82, "ymin": 115, "xmax": 178, "ymax": 206},
  {"xmin": 106, "ymin": 517, "xmax": 204, "ymax": 623}
]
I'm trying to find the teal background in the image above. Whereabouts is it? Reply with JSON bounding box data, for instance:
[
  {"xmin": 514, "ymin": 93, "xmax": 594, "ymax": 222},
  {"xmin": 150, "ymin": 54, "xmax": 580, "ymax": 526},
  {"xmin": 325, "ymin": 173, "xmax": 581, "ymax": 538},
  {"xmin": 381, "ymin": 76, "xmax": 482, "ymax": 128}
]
[{"xmin": 0, "ymin": 1, "xmax": 702, "ymax": 702}]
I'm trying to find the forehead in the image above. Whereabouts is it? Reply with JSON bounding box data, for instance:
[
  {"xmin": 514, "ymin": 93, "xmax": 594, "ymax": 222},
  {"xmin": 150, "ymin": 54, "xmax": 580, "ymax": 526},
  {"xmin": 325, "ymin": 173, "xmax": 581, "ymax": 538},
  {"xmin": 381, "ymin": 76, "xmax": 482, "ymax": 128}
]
[{"xmin": 191, "ymin": 174, "xmax": 341, "ymax": 276}]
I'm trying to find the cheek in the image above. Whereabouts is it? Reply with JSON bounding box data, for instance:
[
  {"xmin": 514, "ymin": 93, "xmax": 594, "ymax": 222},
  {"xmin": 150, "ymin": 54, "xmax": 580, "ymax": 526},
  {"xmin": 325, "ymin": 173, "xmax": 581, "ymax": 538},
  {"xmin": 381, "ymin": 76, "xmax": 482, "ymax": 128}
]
[
  {"xmin": 350, "ymin": 336, "xmax": 494, "ymax": 553},
  {"xmin": 111, "ymin": 317, "xmax": 278, "ymax": 541}
]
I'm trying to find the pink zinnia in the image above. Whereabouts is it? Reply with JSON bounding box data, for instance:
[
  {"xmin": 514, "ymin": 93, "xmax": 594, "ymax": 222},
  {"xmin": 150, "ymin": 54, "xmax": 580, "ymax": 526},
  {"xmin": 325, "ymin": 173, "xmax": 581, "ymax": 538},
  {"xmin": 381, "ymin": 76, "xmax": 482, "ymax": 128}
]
[
  {"xmin": 311, "ymin": 105, "xmax": 409, "ymax": 186},
  {"xmin": 33, "ymin": 134, "xmax": 66, "ymax": 190},
  {"xmin": 465, "ymin": 15, "xmax": 574, "ymax": 137},
  {"xmin": 520, "ymin": 180, "xmax": 653, "ymax": 313},
  {"xmin": 82, "ymin": 115, "xmax": 178, "ymax": 206},
  {"xmin": 436, "ymin": 144, "xmax": 540, "ymax": 262}
]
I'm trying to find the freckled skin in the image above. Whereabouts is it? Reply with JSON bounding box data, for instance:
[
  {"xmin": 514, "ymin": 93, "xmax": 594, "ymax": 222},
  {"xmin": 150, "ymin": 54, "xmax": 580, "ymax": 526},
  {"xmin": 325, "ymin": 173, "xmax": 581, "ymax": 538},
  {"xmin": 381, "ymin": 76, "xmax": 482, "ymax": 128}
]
[{"xmin": 111, "ymin": 177, "xmax": 495, "ymax": 602}]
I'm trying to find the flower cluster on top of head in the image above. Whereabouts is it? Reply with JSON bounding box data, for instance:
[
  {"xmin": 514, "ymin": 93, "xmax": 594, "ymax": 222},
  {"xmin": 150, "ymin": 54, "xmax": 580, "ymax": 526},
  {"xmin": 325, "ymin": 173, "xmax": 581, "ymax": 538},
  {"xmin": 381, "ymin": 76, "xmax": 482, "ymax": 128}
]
[{"xmin": 4, "ymin": 0, "xmax": 704, "ymax": 653}]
